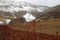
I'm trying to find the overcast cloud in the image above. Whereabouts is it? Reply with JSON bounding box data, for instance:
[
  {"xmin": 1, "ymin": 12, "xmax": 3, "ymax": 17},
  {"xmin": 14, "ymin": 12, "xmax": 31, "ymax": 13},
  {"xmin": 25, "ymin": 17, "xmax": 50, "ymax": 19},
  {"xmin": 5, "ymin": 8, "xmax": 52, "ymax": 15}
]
[
  {"xmin": 23, "ymin": 0, "xmax": 60, "ymax": 7},
  {"xmin": 0, "ymin": 0, "xmax": 60, "ymax": 7}
]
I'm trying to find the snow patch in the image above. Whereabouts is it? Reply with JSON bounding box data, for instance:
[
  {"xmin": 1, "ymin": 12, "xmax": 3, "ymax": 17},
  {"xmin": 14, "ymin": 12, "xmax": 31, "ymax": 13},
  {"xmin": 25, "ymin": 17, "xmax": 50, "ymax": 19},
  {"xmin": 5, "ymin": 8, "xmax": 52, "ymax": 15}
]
[
  {"xmin": 6, "ymin": 19, "xmax": 11, "ymax": 24},
  {"xmin": 0, "ymin": 21, "xmax": 4, "ymax": 25},
  {"xmin": 23, "ymin": 13, "xmax": 36, "ymax": 22}
]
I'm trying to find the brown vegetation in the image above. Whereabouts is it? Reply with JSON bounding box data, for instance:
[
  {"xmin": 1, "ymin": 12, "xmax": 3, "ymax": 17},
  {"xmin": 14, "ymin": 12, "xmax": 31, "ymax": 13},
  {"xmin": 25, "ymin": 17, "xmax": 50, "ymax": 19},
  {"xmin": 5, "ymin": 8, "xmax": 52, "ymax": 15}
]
[{"xmin": 0, "ymin": 25, "xmax": 60, "ymax": 40}]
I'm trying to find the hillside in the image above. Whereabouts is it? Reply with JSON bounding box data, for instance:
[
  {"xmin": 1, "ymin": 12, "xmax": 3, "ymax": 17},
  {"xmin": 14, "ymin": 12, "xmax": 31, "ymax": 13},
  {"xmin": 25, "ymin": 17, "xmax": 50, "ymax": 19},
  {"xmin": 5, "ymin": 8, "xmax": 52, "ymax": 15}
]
[
  {"xmin": 40, "ymin": 5, "xmax": 60, "ymax": 21},
  {"xmin": 8, "ymin": 5, "xmax": 60, "ymax": 35},
  {"xmin": 0, "ymin": 0, "xmax": 50, "ymax": 24}
]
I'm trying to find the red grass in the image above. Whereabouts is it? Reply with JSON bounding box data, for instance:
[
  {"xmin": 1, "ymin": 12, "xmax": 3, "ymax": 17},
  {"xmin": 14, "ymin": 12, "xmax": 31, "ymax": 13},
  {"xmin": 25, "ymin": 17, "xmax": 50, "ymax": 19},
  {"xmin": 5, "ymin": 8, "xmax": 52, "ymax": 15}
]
[{"xmin": 0, "ymin": 25, "xmax": 60, "ymax": 40}]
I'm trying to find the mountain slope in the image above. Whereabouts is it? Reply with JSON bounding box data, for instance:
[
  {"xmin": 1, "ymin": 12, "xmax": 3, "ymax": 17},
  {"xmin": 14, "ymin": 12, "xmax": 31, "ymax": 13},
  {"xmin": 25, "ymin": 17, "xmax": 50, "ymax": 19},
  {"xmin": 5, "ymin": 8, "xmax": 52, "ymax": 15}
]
[
  {"xmin": 0, "ymin": 1, "xmax": 50, "ymax": 24},
  {"xmin": 40, "ymin": 5, "xmax": 60, "ymax": 21},
  {"xmin": 0, "ymin": 1, "xmax": 50, "ymax": 18}
]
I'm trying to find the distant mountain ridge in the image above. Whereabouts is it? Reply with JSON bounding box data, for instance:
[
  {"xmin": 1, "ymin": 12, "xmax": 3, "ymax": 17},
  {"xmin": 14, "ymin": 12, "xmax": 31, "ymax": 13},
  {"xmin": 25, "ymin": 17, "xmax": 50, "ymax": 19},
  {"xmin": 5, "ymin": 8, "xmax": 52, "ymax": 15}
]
[
  {"xmin": 0, "ymin": 1, "xmax": 49, "ymax": 12},
  {"xmin": 40, "ymin": 5, "xmax": 60, "ymax": 20},
  {"xmin": 0, "ymin": 1, "xmax": 50, "ymax": 19}
]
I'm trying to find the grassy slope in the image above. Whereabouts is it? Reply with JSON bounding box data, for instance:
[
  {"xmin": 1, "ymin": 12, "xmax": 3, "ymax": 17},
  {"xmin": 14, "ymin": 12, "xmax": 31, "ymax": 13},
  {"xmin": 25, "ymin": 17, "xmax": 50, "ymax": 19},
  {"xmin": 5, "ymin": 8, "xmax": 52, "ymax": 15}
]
[
  {"xmin": 36, "ymin": 19, "xmax": 60, "ymax": 35},
  {"xmin": 9, "ymin": 19, "xmax": 60, "ymax": 35}
]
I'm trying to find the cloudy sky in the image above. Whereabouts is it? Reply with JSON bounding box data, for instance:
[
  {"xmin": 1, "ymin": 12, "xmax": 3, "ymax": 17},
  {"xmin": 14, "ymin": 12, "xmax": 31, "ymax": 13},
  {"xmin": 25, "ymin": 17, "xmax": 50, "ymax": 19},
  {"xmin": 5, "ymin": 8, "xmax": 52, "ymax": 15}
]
[
  {"xmin": 23, "ymin": 0, "xmax": 60, "ymax": 7},
  {"xmin": 0, "ymin": 0, "xmax": 60, "ymax": 7}
]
